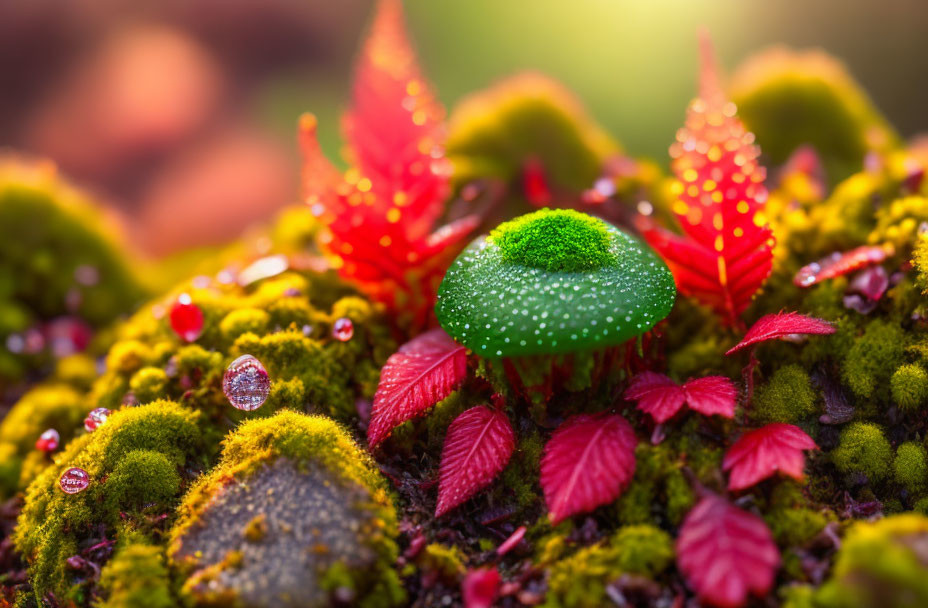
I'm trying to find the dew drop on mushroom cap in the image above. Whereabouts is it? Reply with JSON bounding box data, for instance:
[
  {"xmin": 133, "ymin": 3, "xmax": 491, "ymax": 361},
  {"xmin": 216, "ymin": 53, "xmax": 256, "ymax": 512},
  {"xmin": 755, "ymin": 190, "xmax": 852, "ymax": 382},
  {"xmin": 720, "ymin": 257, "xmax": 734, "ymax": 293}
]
[{"xmin": 435, "ymin": 208, "xmax": 676, "ymax": 358}]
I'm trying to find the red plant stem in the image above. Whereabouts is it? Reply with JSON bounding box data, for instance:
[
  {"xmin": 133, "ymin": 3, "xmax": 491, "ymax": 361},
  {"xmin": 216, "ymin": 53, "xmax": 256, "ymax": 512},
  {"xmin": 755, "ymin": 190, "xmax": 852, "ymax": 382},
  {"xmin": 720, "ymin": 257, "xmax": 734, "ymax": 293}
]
[{"xmin": 742, "ymin": 349, "xmax": 760, "ymax": 411}]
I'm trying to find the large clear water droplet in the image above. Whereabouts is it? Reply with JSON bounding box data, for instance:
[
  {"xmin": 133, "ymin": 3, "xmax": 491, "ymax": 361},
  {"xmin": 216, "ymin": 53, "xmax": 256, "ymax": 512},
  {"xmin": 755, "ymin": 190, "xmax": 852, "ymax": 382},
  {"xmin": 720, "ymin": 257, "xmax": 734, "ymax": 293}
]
[
  {"xmin": 59, "ymin": 467, "xmax": 90, "ymax": 494},
  {"xmin": 223, "ymin": 355, "xmax": 271, "ymax": 411},
  {"xmin": 84, "ymin": 407, "xmax": 111, "ymax": 432}
]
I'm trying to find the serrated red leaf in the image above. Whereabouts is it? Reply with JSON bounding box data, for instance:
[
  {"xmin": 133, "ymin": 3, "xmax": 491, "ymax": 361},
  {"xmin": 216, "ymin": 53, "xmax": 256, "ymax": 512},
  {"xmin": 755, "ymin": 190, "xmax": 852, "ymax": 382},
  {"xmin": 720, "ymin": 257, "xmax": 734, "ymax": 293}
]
[
  {"xmin": 540, "ymin": 414, "xmax": 637, "ymax": 524},
  {"xmin": 436, "ymin": 405, "xmax": 515, "ymax": 517},
  {"xmin": 726, "ymin": 312, "xmax": 835, "ymax": 355},
  {"xmin": 639, "ymin": 34, "xmax": 773, "ymax": 326},
  {"xmin": 368, "ymin": 329, "xmax": 468, "ymax": 447},
  {"xmin": 623, "ymin": 371, "xmax": 686, "ymax": 423},
  {"xmin": 682, "ymin": 376, "xmax": 738, "ymax": 418},
  {"xmin": 793, "ymin": 245, "xmax": 889, "ymax": 288},
  {"xmin": 300, "ymin": 0, "xmax": 474, "ymax": 330},
  {"xmin": 723, "ymin": 423, "xmax": 817, "ymax": 491},
  {"xmin": 462, "ymin": 566, "xmax": 501, "ymax": 608},
  {"xmin": 677, "ymin": 494, "xmax": 780, "ymax": 608},
  {"xmin": 625, "ymin": 372, "xmax": 736, "ymax": 423}
]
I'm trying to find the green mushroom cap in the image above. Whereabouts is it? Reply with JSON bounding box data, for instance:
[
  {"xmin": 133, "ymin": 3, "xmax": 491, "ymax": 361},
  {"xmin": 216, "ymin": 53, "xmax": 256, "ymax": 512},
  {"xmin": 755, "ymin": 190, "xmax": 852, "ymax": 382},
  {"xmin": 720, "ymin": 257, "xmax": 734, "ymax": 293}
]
[{"xmin": 436, "ymin": 208, "xmax": 676, "ymax": 357}]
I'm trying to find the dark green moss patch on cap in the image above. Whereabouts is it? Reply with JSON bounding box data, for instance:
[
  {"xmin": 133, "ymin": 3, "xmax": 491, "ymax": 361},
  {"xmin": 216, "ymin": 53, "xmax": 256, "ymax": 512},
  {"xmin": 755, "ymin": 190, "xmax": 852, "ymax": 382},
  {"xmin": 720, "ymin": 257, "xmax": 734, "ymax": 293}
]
[
  {"xmin": 490, "ymin": 208, "xmax": 613, "ymax": 272},
  {"xmin": 436, "ymin": 209, "xmax": 676, "ymax": 357}
]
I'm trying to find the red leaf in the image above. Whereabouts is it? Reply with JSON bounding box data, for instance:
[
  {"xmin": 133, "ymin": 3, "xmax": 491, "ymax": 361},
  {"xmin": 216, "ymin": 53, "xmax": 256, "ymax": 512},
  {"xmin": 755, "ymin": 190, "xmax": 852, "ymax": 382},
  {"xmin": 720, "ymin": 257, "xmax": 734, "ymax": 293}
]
[
  {"xmin": 625, "ymin": 372, "xmax": 736, "ymax": 423},
  {"xmin": 793, "ymin": 245, "xmax": 889, "ymax": 288},
  {"xmin": 683, "ymin": 376, "xmax": 738, "ymax": 418},
  {"xmin": 676, "ymin": 494, "xmax": 780, "ymax": 608},
  {"xmin": 723, "ymin": 423, "xmax": 817, "ymax": 491},
  {"xmin": 496, "ymin": 525, "xmax": 526, "ymax": 556},
  {"xmin": 540, "ymin": 414, "xmax": 637, "ymax": 524},
  {"xmin": 368, "ymin": 329, "xmax": 468, "ymax": 447},
  {"xmin": 639, "ymin": 34, "xmax": 773, "ymax": 326},
  {"xmin": 436, "ymin": 405, "xmax": 515, "ymax": 517},
  {"xmin": 623, "ymin": 371, "xmax": 686, "ymax": 423},
  {"xmin": 299, "ymin": 0, "xmax": 474, "ymax": 330},
  {"xmin": 726, "ymin": 312, "xmax": 835, "ymax": 355},
  {"xmin": 462, "ymin": 566, "xmax": 501, "ymax": 608}
]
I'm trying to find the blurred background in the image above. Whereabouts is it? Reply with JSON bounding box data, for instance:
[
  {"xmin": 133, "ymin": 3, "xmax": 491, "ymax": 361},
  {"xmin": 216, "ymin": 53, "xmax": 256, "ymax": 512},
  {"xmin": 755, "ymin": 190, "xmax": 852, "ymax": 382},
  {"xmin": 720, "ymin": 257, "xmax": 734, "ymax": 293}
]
[{"xmin": 2, "ymin": 0, "xmax": 926, "ymax": 257}]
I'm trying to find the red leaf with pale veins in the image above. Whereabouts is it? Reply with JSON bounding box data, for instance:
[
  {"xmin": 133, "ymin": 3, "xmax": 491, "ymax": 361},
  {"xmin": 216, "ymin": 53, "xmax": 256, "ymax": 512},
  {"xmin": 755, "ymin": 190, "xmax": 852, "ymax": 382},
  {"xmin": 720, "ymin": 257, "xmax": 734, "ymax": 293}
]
[
  {"xmin": 368, "ymin": 329, "xmax": 468, "ymax": 447},
  {"xmin": 677, "ymin": 494, "xmax": 780, "ymax": 608},
  {"xmin": 638, "ymin": 34, "xmax": 773, "ymax": 326},
  {"xmin": 793, "ymin": 245, "xmax": 889, "ymax": 288},
  {"xmin": 724, "ymin": 423, "xmax": 817, "ymax": 491},
  {"xmin": 436, "ymin": 405, "xmax": 515, "ymax": 517},
  {"xmin": 624, "ymin": 371, "xmax": 686, "ymax": 423},
  {"xmin": 462, "ymin": 566, "xmax": 501, "ymax": 608},
  {"xmin": 682, "ymin": 376, "xmax": 737, "ymax": 419},
  {"xmin": 726, "ymin": 312, "xmax": 835, "ymax": 355},
  {"xmin": 540, "ymin": 414, "xmax": 637, "ymax": 524},
  {"xmin": 625, "ymin": 372, "xmax": 736, "ymax": 423}
]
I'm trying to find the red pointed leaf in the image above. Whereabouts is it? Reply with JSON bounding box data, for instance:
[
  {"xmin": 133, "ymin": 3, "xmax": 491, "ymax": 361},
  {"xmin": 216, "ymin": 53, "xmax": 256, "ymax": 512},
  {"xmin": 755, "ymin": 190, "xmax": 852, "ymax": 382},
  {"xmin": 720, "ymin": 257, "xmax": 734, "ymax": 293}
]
[
  {"xmin": 624, "ymin": 371, "xmax": 686, "ymax": 423},
  {"xmin": 726, "ymin": 312, "xmax": 835, "ymax": 355},
  {"xmin": 640, "ymin": 34, "xmax": 773, "ymax": 326},
  {"xmin": 793, "ymin": 245, "xmax": 889, "ymax": 288},
  {"xmin": 540, "ymin": 414, "xmax": 637, "ymax": 524},
  {"xmin": 435, "ymin": 405, "xmax": 515, "ymax": 517},
  {"xmin": 626, "ymin": 372, "xmax": 736, "ymax": 423},
  {"xmin": 682, "ymin": 376, "xmax": 737, "ymax": 419},
  {"xmin": 462, "ymin": 566, "xmax": 501, "ymax": 608},
  {"xmin": 300, "ymin": 0, "xmax": 472, "ymax": 331},
  {"xmin": 723, "ymin": 423, "xmax": 817, "ymax": 491},
  {"xmin": 677, "ymin": 494, "xmax": 780, "ymax": 608},
  {"xmin": 368, "ymin": 329, "xmax": 468, "ymax": 447}
]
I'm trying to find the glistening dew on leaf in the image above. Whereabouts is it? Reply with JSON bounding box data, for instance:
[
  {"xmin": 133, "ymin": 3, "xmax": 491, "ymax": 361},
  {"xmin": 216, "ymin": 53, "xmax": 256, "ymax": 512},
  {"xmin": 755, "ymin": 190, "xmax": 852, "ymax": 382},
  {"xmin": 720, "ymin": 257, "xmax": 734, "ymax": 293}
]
[{"xmin": 436, "ymin": 208, "xmax": 676, "ymax": 358}]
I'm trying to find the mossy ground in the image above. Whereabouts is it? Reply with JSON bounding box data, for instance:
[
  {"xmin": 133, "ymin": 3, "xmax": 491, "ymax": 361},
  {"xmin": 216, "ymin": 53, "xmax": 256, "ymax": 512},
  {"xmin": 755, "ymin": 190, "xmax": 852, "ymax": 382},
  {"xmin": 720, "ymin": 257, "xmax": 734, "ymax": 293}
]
[{"xmin": 7, "ymin": 39, "xmax": 928, "ymax": 608}]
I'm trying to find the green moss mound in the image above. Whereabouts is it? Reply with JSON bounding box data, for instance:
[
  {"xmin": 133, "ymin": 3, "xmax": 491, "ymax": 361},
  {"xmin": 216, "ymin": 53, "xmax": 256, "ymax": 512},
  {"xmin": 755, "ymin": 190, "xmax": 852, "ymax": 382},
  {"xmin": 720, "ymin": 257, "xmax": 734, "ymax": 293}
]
[
  {"xmin": 490, "ymin": 208, "xmax": 614, "ymax": 272},
  {"xmin": 752, "ymin": 364, "xmax": 818, "ymax": 424},
  {"xmin": 731, "ymin": 46, "xmax": 899, "ymax": 184},
  {"xmin": 0, "ymin": 159, "xmax": 148, "ymax": 386},
  {"xmin": 169, "ymin": 410, "xmax": 403, "ymax": 608},
  {"xmin": 13, "ymin": 401, "xmax": 201, "ymax": 602},
  {"xmin": 832, "ymin": 422, "xmax": 893, "ymax": 482},
  {"xmin": 97, "ymin": 534, "xmax": 174, "ymax": 608}
]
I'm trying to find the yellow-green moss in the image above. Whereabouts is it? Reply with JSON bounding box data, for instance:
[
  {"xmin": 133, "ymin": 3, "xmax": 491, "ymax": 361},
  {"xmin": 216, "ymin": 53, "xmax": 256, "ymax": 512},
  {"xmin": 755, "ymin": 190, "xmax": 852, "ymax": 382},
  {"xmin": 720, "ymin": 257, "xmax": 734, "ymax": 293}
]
[
  {"xmin": 812, "ymin": 514, "xmax": 928, "ymax": 607},
  {"xmin": 417, "ymin": 543, "xmax": 466, "ymax": 582},
  {"xmin": 128, "ymin": 366, "xmax": 169, "ymax": 405},
  {"xmin": 891, "ymin": 364, "xmax": 928, "ymax": 412},
  {"xmin": 832, "ymin": 422, "xmax": 893, "ymax": 482},
  {"xmin": 0, "ymin": 384, "xmax": 91, "ymax": 497},
  {"xmin": 13, "ymin": 402, "xmax": 201, "ymax": 601},
  {"xmin": 752, "ymin": 364, "xmax": 818, "ymax": 424},
  {"xmin": 894, "ymin": 442, "xmax": 928, "ymax": 494},
  {"xmin": 842, "ymin": 319, "xmax": 907, "ymax": 403},
  {"xmin": 542, "ymin": 525, "xmax": 673, "ymax": 608},
  {"xmin": 97, "ymin": 535, "xmax": 174, "ymax": 608}
]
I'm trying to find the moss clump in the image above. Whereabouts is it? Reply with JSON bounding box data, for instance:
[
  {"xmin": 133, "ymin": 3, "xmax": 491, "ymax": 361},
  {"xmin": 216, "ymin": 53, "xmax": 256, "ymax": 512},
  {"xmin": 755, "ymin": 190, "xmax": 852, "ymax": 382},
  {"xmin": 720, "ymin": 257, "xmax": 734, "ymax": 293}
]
[
  {"xmin": 813, "ymin": 515, "xmax": 928, "ymax": 607},
  {"xmin": 892, "ymin": 364, "xmax": 928, "ymax": 411},
  {"xmin": 97, "ymin": 535, "xmax": 175, "ymax": 608},
  {"xmin": 542, "ymin": 525, "xmax": 673, "ymax": 608},
  {"xmin": 13, "ymin": 401, "xmax": 201, "ymax": 601},
  {"xmin": 832, "ymin": 422, "xmax": 893, "ymax": 482},
  {"xmin": 128, "ymin": 366, "xmax": 169, "ymax": 405},
  {"xmin": 490, "ymin": 208, "xmax": 614, "ymax": 272},
  {"xmin": 0, "ymin": 159, "xmax": 148, "ymax": 385},
  {"xmin": 752, "ymin": 364, "xmax": 818, "ymax": 424},
  {"xmin": 894, "ymin": 442, "xmax": 928, "ymax": 494},
  {"xmin": 842, "ymin": 319, "xmax": 907, "ymax": 403},
  {"xmin": 169, "ymin": 410, "xmax": 403, "ymax": 608},
  {"xmin": 0, "ymin": 384, "xmax": 91, "ymax": 498}
]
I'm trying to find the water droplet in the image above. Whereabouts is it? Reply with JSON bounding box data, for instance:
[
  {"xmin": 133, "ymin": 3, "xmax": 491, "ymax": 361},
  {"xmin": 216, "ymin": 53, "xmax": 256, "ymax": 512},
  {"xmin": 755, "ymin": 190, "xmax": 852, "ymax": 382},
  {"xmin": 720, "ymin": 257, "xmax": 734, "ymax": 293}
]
[
  {"xmin": 36, "ymin": 429, "xmax": 60, "ymax": 452},
  {"xmin": 170, "ymin": 294, "xmax": 204, "ymax": 342},
  {"xmin": 84, "ymin": 407, "xmax": 111, "ymax": 432},
  {"xmin": 238, "ymin": 255, "xmax": 289, "ymax": 286},
  {"xmin": 223, "ymin": 355, "xmax": 270, "ymax": 411},
  {"xmin": 332, "ymin": 318, "xmax": 354, "ymax": 342},
  {"xmin": 59, "ymin": 467, "xmax": 90, "ymax": 494}
]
